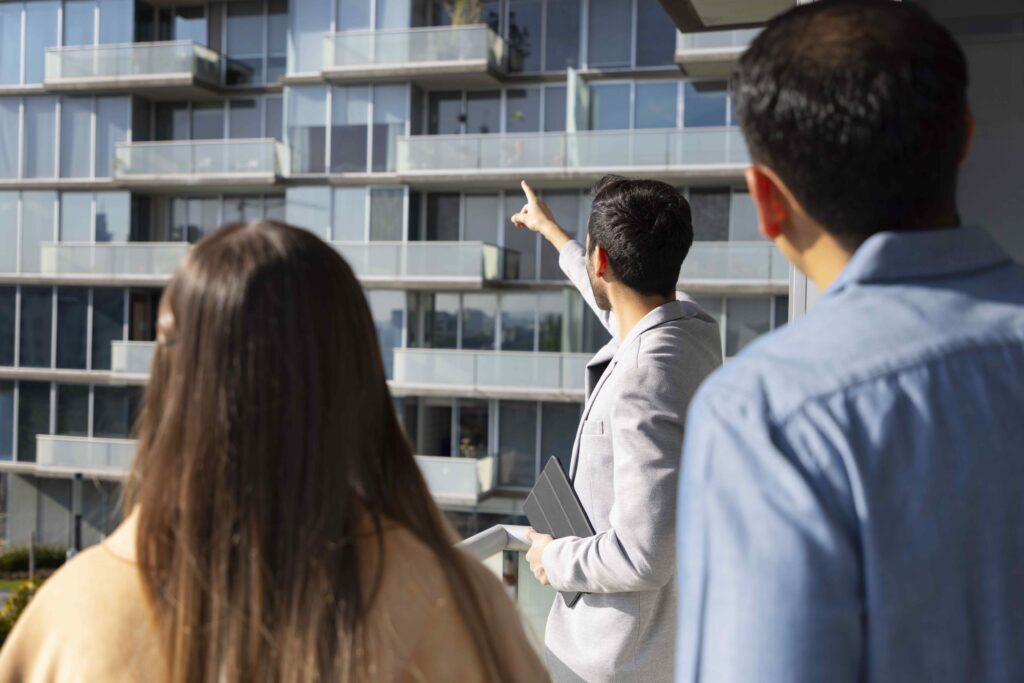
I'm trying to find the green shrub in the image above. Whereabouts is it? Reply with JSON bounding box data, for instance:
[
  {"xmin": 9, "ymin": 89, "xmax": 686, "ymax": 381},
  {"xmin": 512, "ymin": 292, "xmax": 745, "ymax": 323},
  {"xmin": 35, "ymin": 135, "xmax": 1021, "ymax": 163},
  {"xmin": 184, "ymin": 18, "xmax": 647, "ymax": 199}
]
[
  {"xmin": 0, "ymin": 579, "xmax": 43, "ymax": 646},
  {"xmin": 0, "ymin": 546, "xmax": 67, "ymax": 574}
]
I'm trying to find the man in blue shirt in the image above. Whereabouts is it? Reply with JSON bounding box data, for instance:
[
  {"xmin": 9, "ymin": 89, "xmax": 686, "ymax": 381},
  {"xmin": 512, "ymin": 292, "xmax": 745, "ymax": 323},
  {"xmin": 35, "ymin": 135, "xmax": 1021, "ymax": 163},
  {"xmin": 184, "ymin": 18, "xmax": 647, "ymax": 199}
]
[{"xmin": 676, "ymin": 2, "xmax": 1024, "ymax": 682}]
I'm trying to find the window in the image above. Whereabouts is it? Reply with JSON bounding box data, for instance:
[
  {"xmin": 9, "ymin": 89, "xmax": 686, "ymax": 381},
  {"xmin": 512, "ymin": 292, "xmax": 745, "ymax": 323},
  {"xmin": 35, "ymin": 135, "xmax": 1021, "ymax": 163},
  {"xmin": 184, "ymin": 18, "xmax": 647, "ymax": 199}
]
[
  {"xmin": 56, "ymin": 287, "xmax": 88, "ymax": 370},
  {"xmin": 0, "ymin": 5, "xmax": 21, "ymax": 85},
  {"xmin": 18, "ymin": 381, "xmax": 50, "ymax": 461},
  {"xmin": 0, "ymin": 193, "xmax": 16, "ymax": 272},
  {"xmin": 684, "ymin": 81, "xmax": 728, "ymax": 128},
  {"xmin": 95, "ymin": 192, "xmax": 130, "ymax": 242},
  {"xmin": 333, "ymin": 187, "xmax": 366, "ymax": 241},
  {"xmin": 774, "ymin": 296, "xmax": 789, "ymax": 327},
  {"xmin": 290, "ymin": 0, "xmax": 330, "ymax": 73},
  {"xmin": 331, "ymin": 85, "xmax": 369, "ymax": 172},
  {"xmin": 229, "ymin": 99, "xmax": 261, "ymax": 139},
  {"xmin": 499, "ymin": 401, "xmax": 537, "ymax": 486},
  {"xmin": 587, "ymin": 0, "xmax": 631, "ymax": 68},
  {"xmin": 172, "ymin": 6, "xmax": 206, "ymax": 44},
  {"xmin": 92, "ymin": 288, "xmax": 124, "ymax": 370},
  {"xmin": 265, "ymin": 96, "xmax": 283, "ymax": 139},
  {"xmin": 285, "ymin": 187, "xmax": 330, "ymax": 239},
  {"xmin": 191, "ymin": 102, "xmax": 224, "ymax": 140},
  {"xmin": 288, "ymin": 87, "xmax": 327, "ymax": 173},
  {"xmin": 21, "ymin": 192, "xmax": 57, "ymax": 274},
  {"xmin": 376, "ymin": 0, "xmax": 409, "ymax": 28},
  {"xmin": 505, "ymin": 88, "xmax": 542, "ymax": 133},
  {"xmin": 540, "ymin": 192, "xmax": 580, "ymax": 279},
  {"xmin": 461, "ymin": 294, "xmax": 497, "ymax": 350},
  {"xmin": 635, "ymin": 82, "xmax": 678, "ymax": 129},
  {"xmin": 458, "ymin": 400, "xmax": 489, "ymax": 458},
  {"xmin": 61, "ymin": 193, "xmax": 93, "ymax": 241},
  {"xmin": 725, "ymin": 298, "xmax": 771, "ymax": 357},
  {"xmin": 267, "ymin": 0, "xmax": 287, "ymax": 81},
  {"xmin": 501, "ymin": 293, "xmax": 536, "ymax": 351},
  {"xmin": 372, "ymin": 85, "xmax": 406, "ymax": 172},
  {"xmin": 504, "ymin": 194, "xmax": 537, "ymax": 279},
  {"xmin": 20, "ymin": 287, "xmax": 53, "ymax": 368},
  {"xmin": 729, "ymin": 190, "xmax": 760, "ymax": 241},
  {"xmin": 636, "ymin": 0, "xmax": 675, "ymax": 67},
  {"xmin": 417, "ymin": 398, "xmax": 453, "ymax": 456},
  {"xmin": 508, "ymin": 0, "xmax": 542, "ymax": 73},
  {"xmin": 541, "ymin": 401, "xmax": 580, "ymax": 475},
  {"xmin": 544, "ymin": 85, "xmax": 567, "ymax": 132},
  {"xmin": 545, "ymin": 0, "xmax": 580, "ymax": 71},
  {"xmin": 466, "ymin": 92, "xmax": 500, "ymax": 134},
  {"xmin": 227, "ymin": 1, "xmax": 264, "ymax": 84},
  {"xmin": 94, "ymin": 386, "xmax": 134, "ymax": 438},
  {"xmin": 420, "ymin": 293, "xmax": 459, "ymax": 349},
  {"xmin": 369, "ymin": 187, "xmax": 404, "ymax": 241},
  {"xmin": 0, "ymin": 381, "xmax": 12, "ymax": 460},
  {"xmin": 24, "ymin": 97, "xmax": 57, "ymax": 178},
  {"xmin": 690, "ymin": 189, "xmax": 730, "ymax": 241},
  {"xmin": 64, "ymin": 0, "xmax": 95, "ymax": 47},
  {"xmin": 222, "ymin": 195, "xmax": 262, "ymax": 224},
  {"xmin": 426, "ymin": 194, "xmax": 460, "ymax": 241},
  {"xmin": 367, "ymin": 290, "xmax": 404, "ymax": 378},
  {"xmin": 463, "ymin": 194, "xmax": 500, "ymax": 244},
  {"xmin": 155, "ymin": 102, "xmax": 190, "ymax": 141},
  {"xmin": 338, "ymin": 0, "xmax": 371, "ymax": 30},
  {"xmin": 0, "ymin": 99, "xmax": 17, "ymax": 177},
  {"xmin": 0, "ymin": 287, "xmax": 14, "ymax": 365},
  {"xmin": 590, "ymin": 84, "xmax": 630, "ymax": 130},
  {"xmin": 61, "ymin": 98, "xmax": 93, "ymax": 178},
  {"xmin": 427, "ymin": 92, "xmax": 462, "ymax": 135},
  {"xmin": 25, "ymin": 1, "xmax": 58, "ymax": 84},
  {"xmin": 98, "ymin": 0, "xmax": 133, "ymax": 44},
  {"xmin": 537, "ymin": 291, "xmax": 565, "ymax": 351},
  {"xmin": 56, "ymin": 384, "xmax": 89, "ymax": 436}
]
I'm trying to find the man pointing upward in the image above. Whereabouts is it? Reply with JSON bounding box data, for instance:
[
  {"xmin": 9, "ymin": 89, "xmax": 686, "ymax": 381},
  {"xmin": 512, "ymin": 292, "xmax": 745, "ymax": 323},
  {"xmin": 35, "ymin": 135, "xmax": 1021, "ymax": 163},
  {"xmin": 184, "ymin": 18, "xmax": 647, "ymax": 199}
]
[{"xmin": 514, "ymin": 177, "xmax": 721, "ymax": 682}]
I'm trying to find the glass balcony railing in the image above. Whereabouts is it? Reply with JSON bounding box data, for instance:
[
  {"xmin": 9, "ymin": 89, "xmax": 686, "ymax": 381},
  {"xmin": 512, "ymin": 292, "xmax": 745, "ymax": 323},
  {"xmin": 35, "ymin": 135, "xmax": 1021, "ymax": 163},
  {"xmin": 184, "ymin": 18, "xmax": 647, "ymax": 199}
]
[
  {"xmin": 35, "ymin": 435, "xmax": 136, "ymax": 476},
  {"xmin": 396, "ymin": 128, "xmax": 748, "ymax": 176},
  {"xmin": 111, "ymin": 341, "xmax": 156, "ymax": 376},
  {"xmin": 113, "ymin": 139, "xmax": 287, "ymax": 181},
  {"xmin": 39, "ymin": 242, "xmax": 189, "ymax": 277},
  {"xmin": 31, "ymin": 434, "xmax": 492, "ymax": 505},
  {"xmin": 415, "ymin": 455, "xmax": 496, "ymax": 505},
  {"xmin": 44, "ymin": 41, "xmax": 221, "ymax": 86},
  {"xmin": 393, "ymin": 349, "xmax": 591, "ymax": 398},
  {"xmin": 682, "ymin": 242, "xmax": 790, "ymax": 285},
  {"xmin": 676, "ymin": 28, "xmax": 761, "ymax": 52},
  {"xmin": 332, "ymin": 241, "xmax": 507, "ymax": 283},
  {"xmin": 458, "ymin": 525, "xmax": 555, "ymax": 647},
  {"xmin": 323, "ymin": 25, "xmax": 506, "ymax": 77}
]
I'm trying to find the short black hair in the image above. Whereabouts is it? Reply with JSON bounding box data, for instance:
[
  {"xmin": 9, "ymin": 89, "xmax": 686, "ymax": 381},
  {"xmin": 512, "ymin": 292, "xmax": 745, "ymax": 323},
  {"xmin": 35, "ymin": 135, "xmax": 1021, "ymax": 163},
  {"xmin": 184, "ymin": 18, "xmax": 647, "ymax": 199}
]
[
  {"xmin": 586, "ymin": 175, "xmax": 693, "ymax": 296},
  {"xmin": 734, "ymin": 0, "xmax": 968, "ymax": 248}
]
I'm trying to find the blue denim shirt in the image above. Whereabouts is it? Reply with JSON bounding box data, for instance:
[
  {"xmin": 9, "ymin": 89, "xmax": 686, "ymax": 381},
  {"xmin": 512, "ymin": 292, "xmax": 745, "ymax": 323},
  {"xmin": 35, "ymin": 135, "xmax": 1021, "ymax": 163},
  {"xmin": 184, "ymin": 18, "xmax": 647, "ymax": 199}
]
[{"xmin": 676, "ymin": 227, "xmax": 1024, "ymax": 683}]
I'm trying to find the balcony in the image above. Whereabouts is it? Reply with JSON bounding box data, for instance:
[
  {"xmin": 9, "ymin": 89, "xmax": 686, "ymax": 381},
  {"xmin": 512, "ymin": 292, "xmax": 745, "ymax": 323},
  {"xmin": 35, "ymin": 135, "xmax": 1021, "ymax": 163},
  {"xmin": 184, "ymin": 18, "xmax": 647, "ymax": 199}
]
[
  {"xmin": 322, "ymin": 25, "xmax": 506, "ymax": 87},
  {"xmin": 111, "ymin": 341, "xmax": 156, "ymax": 377},
  {"xmin": 32, "ymin": 436, "xmax": 136, "ymax": 479},
  {"xmin": 39, "ymin": 242, "xmax": 188, "ymax": 283},
  {"xmin": 22, "ymin": 435, "xmax": 495, "ymax": 507},
  {"xmin": 395, "ymin": 128, "xmax": 749, "ymax": 184},
  {"xmin": 681, "ymin": 242, "xmax": 790, "ymax": 294},
  {"xmin": 113, "ymin": 139, "xmax": 287, "ymax": 188},
  {"xmin": 332, "ymin": 241, "xmax": 509, "ymax": 288},
  {"xmin": 392, "ymin": 349, "xmax": 591, "ymax": 401},
  {"xmin": 459, "ymin": 525, "xmax": 554, "ymax": 647},
  {"xmin": 675, "ymin": 29, "xmax": 760, "ymax": 78},
  {"xmin": 44, "ymin": 41, "xmax": 222, "ymax": 98},
  {"xmin": 416, "ymin": 455, "xmax": 496, "ymax": 506}
]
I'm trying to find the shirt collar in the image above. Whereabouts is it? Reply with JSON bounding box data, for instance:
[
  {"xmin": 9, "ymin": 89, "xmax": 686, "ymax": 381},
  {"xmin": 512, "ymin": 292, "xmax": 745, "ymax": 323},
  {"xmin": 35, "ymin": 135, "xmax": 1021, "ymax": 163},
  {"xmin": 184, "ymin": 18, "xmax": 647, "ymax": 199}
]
[{"xmin": 827, "ymin": 226, "xmax": 1013, "ymax": 296}]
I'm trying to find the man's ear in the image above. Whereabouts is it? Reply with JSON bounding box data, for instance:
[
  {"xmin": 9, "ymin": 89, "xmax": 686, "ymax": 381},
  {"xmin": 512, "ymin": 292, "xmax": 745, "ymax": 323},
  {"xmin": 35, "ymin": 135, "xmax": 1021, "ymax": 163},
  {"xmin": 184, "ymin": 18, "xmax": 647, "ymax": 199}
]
[
  {"xmin": 744, "ymin": 165, "xmax": 791, "ymax": 240},
  {"xmin": 594, "ymin": 245, "xmax": 609, "ymax": 279},
  {"xmin": 961, "ymin": 106, "xmax": 975, "ymax": 163}
]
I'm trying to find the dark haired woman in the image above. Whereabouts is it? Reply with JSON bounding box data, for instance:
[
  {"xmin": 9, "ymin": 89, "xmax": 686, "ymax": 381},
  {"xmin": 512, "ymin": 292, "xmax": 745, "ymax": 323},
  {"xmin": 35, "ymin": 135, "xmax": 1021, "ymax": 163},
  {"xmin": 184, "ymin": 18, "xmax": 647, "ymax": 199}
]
[{"xmin": 0, "ymin": 221, "xmax": 547, "ymax": 683}]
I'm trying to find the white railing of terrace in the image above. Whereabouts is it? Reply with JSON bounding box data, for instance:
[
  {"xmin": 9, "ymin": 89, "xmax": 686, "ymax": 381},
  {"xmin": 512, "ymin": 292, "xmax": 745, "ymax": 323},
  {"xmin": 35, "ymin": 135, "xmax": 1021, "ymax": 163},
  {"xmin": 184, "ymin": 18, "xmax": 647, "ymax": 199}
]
[
  {"xmin": 113, "ymin": 139, "xmax": 287, "ymax": 180},
  {"xmin": 682, "ymin": 242, "xmax": 789, "ymax": 285},
  {"xmin": 323, "ymin": 25, "xmax": 506, "ymax": 75},
  {"xmin": 40, "ymin": 242, "xmax": 188, "ymax": 278},
  {"xmin": 332, "ymin": 241, "xmax": 507, "ymax": 284},
  {"xmin": 35, "ymin": 435, "xmax": 137, "ymax": 477},
  {"xmin": 44, "ymin": 41, "xmax": 221, "ymax": 85},
  {"xmin": 111, "ymin": 341, "xmax": 156, "ymax": 377},
  {"xmin": 676, "ymin": 28, "xmax": 761, "ymax": 53},
  {"xmin": 396, "ymin": 128, "xmax": 748, "ymax": 175},
  {"xmin": 393, "ymin": 349, "xmax": 591, "ymax": 398}
]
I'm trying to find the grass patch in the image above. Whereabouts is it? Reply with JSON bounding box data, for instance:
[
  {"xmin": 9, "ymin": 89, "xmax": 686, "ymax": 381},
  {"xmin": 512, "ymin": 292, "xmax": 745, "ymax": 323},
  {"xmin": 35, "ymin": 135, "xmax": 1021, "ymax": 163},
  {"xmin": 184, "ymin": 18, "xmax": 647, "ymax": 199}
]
[{"xmin": 0, "ymin": 580, "xmax": 21, "ymax": 592}]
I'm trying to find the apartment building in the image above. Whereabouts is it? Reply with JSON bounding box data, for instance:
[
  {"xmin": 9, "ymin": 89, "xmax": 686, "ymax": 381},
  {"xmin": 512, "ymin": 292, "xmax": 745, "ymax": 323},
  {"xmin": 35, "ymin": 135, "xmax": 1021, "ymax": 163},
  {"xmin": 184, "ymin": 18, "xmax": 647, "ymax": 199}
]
[{"xmin": 0, "ymin": 0, "xmax": 792, "ymax": 549}]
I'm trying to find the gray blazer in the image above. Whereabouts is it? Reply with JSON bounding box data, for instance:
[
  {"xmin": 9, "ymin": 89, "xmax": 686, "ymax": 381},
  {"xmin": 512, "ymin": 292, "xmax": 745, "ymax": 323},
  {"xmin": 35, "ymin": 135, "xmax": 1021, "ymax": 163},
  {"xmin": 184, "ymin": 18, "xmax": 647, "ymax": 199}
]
[{"xmin": 542, "ymin": 241, "xmax": 723, "ymax": 683}]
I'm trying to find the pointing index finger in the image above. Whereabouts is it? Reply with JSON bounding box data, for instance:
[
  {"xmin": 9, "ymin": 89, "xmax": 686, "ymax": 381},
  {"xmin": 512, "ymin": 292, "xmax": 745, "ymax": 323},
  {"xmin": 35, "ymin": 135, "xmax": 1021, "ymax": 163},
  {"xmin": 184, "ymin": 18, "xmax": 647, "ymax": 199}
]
[{"xmin": 521, "ymin": 180, "xmax": 538, "ymax": 204}]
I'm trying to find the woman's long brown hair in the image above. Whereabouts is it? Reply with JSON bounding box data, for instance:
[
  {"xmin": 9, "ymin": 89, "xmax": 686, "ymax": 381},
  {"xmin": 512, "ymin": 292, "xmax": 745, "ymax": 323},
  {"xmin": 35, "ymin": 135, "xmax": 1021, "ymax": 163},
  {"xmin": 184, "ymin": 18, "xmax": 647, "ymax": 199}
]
[{"xmin": 124, "ymin": 221, "xmax": 514, "ymax": 682}]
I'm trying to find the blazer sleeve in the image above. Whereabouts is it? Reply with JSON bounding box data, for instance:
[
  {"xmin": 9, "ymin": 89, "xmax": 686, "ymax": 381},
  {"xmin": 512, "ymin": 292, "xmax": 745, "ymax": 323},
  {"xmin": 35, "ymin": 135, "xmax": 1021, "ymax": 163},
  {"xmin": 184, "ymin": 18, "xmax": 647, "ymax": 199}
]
[
  {"xmin": 558, "ymin": 240, "xmax": 617, "ymax": 337},
  {"xmin": 541, "ymin": 362, "xmax": 686, "ymax": 593}
]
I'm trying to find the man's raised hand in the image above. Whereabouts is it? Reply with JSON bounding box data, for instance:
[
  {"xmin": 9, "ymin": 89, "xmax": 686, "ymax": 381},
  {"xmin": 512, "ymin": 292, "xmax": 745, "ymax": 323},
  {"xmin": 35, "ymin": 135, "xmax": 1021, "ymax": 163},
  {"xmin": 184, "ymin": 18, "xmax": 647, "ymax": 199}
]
[{"xmin": 511, "ymin": 180, "xmax": 572, "ymax": 252}]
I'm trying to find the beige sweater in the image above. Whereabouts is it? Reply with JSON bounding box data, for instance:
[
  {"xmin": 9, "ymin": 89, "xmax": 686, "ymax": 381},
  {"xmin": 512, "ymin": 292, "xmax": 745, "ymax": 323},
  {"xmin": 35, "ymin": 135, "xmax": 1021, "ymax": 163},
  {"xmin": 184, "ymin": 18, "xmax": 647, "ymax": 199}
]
[{"xmin": 0, "ymin": 513, "xmax": 548, "ymax": 683}]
